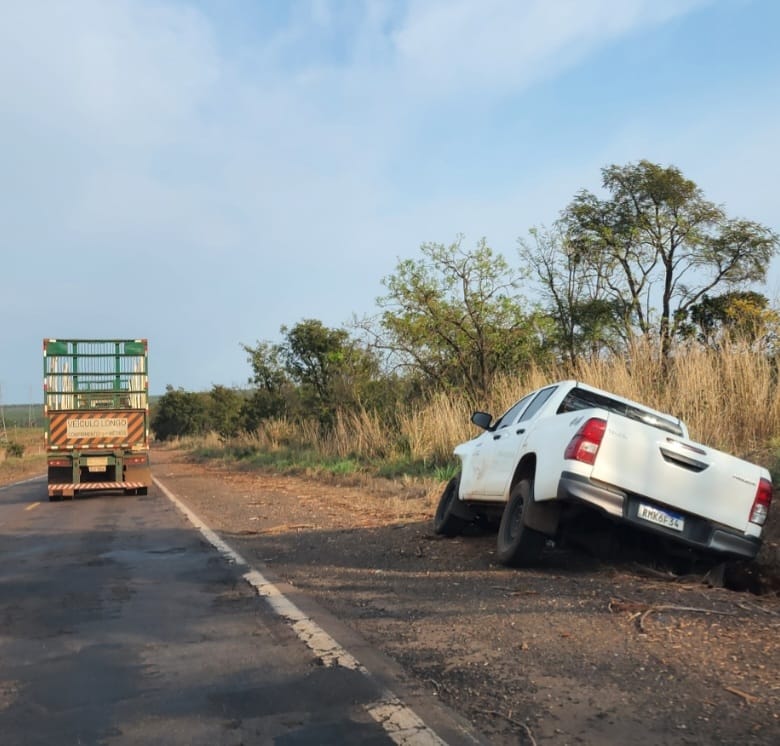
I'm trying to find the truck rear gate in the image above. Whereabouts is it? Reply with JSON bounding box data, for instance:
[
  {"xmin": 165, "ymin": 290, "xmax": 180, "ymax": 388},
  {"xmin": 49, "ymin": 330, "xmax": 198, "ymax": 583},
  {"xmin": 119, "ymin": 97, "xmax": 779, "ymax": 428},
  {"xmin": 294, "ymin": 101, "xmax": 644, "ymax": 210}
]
[{"xmin": 44, "ymin": 339, "xmax": 151, "ymax": 500}]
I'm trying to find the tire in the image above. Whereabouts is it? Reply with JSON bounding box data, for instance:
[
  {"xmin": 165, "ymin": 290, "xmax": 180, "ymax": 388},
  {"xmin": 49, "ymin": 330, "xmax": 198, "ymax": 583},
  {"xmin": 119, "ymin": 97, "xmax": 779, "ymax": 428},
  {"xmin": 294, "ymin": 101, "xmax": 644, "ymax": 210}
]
[
  {"xmin": 434, "ymin": 476, "xmax": 469, "ymax": 537},
  {"xmin": 497, "ymin": 479, "xmax": 546, "ymax": 566}
]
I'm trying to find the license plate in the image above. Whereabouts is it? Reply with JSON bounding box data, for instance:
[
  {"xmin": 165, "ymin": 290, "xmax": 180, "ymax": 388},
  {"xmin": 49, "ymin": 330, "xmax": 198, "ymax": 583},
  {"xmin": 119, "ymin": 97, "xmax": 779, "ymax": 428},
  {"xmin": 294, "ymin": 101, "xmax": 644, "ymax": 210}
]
[
  {"xmin": 638, "ymin": 503, "xmax": 685, "ymax": 532},
  {"xmin": 86, "ymin": 457, "xmax": 108, "ymax": 473}
]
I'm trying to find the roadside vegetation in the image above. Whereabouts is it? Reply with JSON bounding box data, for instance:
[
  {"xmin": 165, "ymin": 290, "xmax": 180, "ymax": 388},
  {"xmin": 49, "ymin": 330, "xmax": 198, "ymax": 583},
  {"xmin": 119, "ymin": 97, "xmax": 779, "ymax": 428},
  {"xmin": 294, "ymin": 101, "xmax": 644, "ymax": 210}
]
[
  {"xmin": 149, "ymin": 159, "xmax": 780, "ymax": 581},
  {"xmin": 0, "ymin": 426, "xmax": 45, "ymax": 482},
  {"xmin": 157, "ymin": 342, "xmax": 780, "ymax": 480},
  {"xmin": 152, "ymin": 160, "xmax": 780, "ymax": 475},
  {"xmin": 5, "ymin": 159, "xmax": 780, "ymax": 583}
]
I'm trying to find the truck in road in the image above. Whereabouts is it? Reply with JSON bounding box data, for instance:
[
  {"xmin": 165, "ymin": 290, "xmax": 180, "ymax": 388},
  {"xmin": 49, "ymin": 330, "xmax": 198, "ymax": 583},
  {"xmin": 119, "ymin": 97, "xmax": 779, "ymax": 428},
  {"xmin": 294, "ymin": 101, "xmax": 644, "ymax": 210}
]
[
  {"xmin": 434, "ymin": 380, "xmax": 773, "ymax": 565},
  {"xmin": 44, "ymin": 339, "xmax": 151, "ymax": 501}
]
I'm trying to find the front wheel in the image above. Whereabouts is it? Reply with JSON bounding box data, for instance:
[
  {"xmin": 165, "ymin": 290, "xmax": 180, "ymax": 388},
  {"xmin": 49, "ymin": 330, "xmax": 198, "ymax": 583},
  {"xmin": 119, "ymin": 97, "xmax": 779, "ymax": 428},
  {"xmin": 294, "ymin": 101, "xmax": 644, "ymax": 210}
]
[
  {"xmin": 434, "ymin": 476, "xmax": 469, "ymax": 537},
  {"xmin": 497, "ymin": 479, "xmax": 546, "ymax": 566}
]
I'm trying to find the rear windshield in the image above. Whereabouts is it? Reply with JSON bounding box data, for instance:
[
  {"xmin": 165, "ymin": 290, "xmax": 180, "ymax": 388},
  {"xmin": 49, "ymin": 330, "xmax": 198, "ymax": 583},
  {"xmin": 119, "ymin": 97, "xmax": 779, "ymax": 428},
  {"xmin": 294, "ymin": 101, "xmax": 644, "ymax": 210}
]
[{"xmin": 557, "ymin": 387, "xmax": 683, "ymax": 437}]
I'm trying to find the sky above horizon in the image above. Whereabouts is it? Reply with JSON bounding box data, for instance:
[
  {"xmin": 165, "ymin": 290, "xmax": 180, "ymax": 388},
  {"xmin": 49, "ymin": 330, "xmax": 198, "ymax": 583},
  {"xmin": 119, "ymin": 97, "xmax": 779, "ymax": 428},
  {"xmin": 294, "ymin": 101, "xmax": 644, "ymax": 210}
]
[{"xmin": 2, "ymin": 0, "xmax": 779, "ymax": 404}]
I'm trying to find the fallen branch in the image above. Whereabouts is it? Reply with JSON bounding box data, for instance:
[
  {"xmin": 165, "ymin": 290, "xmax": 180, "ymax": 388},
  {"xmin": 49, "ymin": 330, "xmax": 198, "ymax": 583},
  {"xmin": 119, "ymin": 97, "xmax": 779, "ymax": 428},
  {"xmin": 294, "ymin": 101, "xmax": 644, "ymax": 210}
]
[
  {"xmin": 630, "ymin": 562, "xmax": 678, "ymax": 580},
  {"xmin": 487, "ymin": 710, "xmax": 537, "ymax": 746},
  {"xmin": 736, "ymin": 601, "xmax": 780, "ymax": 617},
  {"xmin": 609, "ymin": 598, "xmax": 736, "ymax": 632},
  {"xmin": 724, "ymin": 685, "xmax": 761, "ymax": 705},
  {"xmin": 652, "ymin": 604, "xmax": 735, "ymax": 616},
  {"xmin": 491, "ymin": 586, "xmax": 539, "ymax": 595},
  {"xmin": 256, "ymin": 523, "xmax": 316, "ymax": 534}
]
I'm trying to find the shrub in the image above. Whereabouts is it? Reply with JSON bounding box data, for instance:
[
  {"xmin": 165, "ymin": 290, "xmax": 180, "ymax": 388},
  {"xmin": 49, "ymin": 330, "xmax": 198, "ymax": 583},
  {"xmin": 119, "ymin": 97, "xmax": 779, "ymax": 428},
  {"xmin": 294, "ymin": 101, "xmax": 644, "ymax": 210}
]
[{"xmin": 5, "ymin": 442, "xmax": 24, "ymax": 458}]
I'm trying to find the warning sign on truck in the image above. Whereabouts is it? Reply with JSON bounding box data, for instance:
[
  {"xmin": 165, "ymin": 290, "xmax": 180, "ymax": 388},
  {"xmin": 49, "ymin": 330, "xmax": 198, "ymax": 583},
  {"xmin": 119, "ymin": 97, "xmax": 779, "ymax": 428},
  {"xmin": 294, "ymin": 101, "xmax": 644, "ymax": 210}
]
[{"xmin": 66, "ymin": 418, "xmax": 129, "ymax": 439}]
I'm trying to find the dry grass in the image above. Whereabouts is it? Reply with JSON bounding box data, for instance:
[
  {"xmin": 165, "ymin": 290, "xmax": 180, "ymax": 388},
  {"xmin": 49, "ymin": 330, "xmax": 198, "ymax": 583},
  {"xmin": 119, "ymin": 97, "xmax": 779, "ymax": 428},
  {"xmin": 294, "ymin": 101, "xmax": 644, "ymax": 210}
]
[
  {"xmin": 0, "ymin": 427, "xmax": 45, "ymax": 457},
  {"xmin": 396, "ymin": 390, "xmax": 473, "ymax": 463},
  {"xmin": 182, "ymin": 342, "xmax": 780, "ymax": 474},
  {"xmin": 565, "ymin": 341, "xmax": 780, "ymax": 458},
  {"xmin": 0, "ymin": 427, "xmax": 46, "ymax": 481},
  {"xmin": 330, "ymin": 409, "xmax": 389, "ymax": 460}
]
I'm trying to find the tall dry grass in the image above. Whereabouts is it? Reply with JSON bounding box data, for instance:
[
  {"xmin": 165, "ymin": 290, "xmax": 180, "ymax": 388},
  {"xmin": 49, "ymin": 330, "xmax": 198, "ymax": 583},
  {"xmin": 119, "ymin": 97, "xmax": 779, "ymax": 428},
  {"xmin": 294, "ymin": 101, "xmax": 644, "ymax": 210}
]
[
  {"xmin": 233, "ymin": 341, "xmax": 780, "ymax": 470},
  {"xmin": 0, "ymin": 427, "xmax": 46, "ymax": 480},
  {"xmin": 567, "ymin": 341, "xmax": 780, "ymax": 459}
]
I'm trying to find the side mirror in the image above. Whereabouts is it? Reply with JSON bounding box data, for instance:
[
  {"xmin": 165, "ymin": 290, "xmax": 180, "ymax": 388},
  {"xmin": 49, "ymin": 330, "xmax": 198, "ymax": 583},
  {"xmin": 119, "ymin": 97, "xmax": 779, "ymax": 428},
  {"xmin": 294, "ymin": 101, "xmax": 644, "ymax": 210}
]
[{"xmin": 471, "ymin": 411, "xmax": 493, "ymax": 430}]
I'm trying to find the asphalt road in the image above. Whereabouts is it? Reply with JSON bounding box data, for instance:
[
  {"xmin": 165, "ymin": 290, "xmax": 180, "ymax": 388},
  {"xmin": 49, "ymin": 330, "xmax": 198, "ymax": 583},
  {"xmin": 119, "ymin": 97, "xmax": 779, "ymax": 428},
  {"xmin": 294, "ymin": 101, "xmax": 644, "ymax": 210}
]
[{"xmin": 0, "ymin": 476, "xmax": 483, "ymax": 746}]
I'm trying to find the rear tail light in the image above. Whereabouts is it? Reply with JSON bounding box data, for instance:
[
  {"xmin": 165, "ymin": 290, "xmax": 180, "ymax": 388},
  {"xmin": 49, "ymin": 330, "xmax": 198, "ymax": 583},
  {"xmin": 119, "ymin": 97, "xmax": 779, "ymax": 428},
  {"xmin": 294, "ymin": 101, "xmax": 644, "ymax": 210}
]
[
  {"xmin": 125, "ymin": 455, "xmax": 147, "ymax": 465},
  {"xmin": 749, "ymin": 477, "xmax": 773, "ymax": 526},
  {"xmin": 48, "ymin": 458, "xmax": 70, "ymax": 467},
  {"xmin": 564, "ymin": 418, "xmax": 607, "ymax": 465}
]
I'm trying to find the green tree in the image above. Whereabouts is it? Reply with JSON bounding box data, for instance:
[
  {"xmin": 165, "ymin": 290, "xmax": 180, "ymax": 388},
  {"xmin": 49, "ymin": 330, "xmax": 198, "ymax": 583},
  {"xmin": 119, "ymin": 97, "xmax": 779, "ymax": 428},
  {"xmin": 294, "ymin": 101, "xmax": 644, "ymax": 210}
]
[
  {"xmin": 281, "ymin": 320, "xmax": 350, "ymax": 408},
  {"xmin": 243, "ymin": 320, "xmax": 383, "ymax": 426},
  {"xmin": 209, "ymin": 385, "xmax": 244, "ymax": 439},
  {"xmin": 240, "ymin": 389, "xmax": 287, "ymax": 431},
  {"xmin": 242, "ymin": 340, "xmax": 287, "ymax": 394},
  {"xmin": 241, "ymin": 340, "xmax": 291, "ymax": 427},
  {"xmin": 518, "ymin": 224, "xmax": 625, "ymax": 365},
  {"xmin": 563, "ymin": 160, "xmax": 779, "ymax": 359},
  {"xmin": 374, "ymin": 237, "xmax": 546, "ymax": 401},
  {"xmin": 151, "ymin": 385, "xmax": 210, "ymax": 441},
  {"xmin": 280, "ymin": 319, "xmax": 381, "ymax": 421},
  {"xmin": 679, "ymin": 291, "xmax": 780, "ymax": 347}
]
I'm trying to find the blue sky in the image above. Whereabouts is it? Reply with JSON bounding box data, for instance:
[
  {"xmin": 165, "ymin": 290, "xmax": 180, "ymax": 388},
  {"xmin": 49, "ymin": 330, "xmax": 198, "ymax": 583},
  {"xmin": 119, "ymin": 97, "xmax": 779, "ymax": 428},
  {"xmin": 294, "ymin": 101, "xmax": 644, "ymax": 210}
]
[{"xmin": 1, "ymin": 0, "xmax": 779, "ymax": 404}]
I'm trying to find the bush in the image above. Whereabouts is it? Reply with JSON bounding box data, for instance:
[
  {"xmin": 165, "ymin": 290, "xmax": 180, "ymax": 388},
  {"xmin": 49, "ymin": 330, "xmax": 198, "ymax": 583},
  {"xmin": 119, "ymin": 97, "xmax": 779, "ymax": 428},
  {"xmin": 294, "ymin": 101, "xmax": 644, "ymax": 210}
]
[
  {"xmin": 151, "ymin": 386, "xmax": 211, "ymax": 441},
  {"xmin": 5, "ymin": 442, "xmax": 24, "ymax": 458}
]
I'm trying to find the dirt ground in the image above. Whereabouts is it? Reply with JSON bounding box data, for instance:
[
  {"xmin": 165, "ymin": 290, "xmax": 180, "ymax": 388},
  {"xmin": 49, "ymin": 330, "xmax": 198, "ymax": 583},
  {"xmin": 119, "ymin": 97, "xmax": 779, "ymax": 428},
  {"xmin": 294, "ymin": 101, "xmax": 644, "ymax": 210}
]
[{"xmin": 5, "ymin": 449, "xmax": 780, "ymax": 745}]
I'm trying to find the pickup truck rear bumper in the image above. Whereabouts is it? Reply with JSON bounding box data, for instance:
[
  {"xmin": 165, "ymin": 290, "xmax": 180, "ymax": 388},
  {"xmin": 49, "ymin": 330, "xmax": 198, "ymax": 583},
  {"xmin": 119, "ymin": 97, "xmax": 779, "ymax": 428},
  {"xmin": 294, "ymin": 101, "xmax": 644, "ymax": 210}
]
[{"xmin": 557, "ymin": 472, "xmax": 761, "ymax": 560}]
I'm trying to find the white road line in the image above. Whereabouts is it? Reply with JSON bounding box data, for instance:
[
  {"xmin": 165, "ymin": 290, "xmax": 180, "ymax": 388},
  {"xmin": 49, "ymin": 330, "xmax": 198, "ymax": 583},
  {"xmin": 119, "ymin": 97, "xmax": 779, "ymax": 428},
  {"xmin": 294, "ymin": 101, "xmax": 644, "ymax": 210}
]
[
  {"xmin": 0, "ymin": 474, "xmax": 46, "ymax": 491},
  {"xmin": 154, "ymin": 476, "xmax": 450, "ymax": 746}
]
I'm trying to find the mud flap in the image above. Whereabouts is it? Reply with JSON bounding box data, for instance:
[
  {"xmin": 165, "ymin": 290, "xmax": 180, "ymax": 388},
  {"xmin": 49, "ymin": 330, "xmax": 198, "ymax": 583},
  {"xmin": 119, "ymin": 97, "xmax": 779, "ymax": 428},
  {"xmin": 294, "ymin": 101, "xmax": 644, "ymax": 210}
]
[
  {"xmin": 449, "ymin": 498, "xmax": 476, "ymax": 520},
  {"xmin": 124, "ymin": 464, "xmax": 152, "ymax": 489},
  {"xmin": 522, "ymin": 498, "xmax": 560, "ymax": 536}
]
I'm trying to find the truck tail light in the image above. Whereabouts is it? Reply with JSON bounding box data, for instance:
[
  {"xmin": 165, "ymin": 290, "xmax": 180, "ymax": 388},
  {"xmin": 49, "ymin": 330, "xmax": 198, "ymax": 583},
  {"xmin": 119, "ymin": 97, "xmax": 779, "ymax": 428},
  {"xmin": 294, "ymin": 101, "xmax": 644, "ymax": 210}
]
[
  {"xmin": 749, "ymin": 478, "xmax": 773, "ymax": 526},
  {"xmin": 564, "ymin": 418, "xmax": 607, "ymax": 465},
  {"xmin": 48, "ymin": 458, "xmax": 70, "ymax": 467},
  {"xmin": 125, "ymin": 455, "xmax": 147, "ymax": 465}
]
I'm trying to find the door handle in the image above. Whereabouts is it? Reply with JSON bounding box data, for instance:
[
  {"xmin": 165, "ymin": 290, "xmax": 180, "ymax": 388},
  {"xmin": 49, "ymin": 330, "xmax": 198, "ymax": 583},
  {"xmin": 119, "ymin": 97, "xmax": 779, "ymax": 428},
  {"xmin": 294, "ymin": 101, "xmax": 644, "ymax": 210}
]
[{"xmin": 516, "ymin": 428, "xmax": 525, "ymax": 434}]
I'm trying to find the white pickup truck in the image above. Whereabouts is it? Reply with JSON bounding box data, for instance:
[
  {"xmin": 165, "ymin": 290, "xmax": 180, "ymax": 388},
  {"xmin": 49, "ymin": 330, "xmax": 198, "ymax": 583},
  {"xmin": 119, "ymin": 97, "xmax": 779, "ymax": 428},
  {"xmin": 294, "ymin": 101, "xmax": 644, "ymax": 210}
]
[{"xmin": 434, "ymin": 380, "xmax": 773, "ymax": 566}]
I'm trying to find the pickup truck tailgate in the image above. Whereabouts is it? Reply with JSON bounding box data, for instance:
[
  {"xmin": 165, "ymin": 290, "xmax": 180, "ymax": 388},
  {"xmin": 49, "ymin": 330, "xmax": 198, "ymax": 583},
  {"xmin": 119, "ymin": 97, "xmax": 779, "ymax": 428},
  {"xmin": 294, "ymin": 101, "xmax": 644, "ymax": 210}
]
[{"xmin": 591, "ymin": 415, "xmax": 760, "ymax": 532}]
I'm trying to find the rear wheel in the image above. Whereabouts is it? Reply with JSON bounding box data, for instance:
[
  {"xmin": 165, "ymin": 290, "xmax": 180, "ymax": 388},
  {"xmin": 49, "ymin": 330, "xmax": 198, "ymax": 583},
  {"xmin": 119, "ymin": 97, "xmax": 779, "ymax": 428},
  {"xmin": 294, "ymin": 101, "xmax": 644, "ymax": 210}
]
[
  {"xmin": 497, "ymin": 479, "xmax": 546, "ymax": 566},
  {"xmin": 434, "ymin": 476, "xmax": 469, "ymax": 537}
]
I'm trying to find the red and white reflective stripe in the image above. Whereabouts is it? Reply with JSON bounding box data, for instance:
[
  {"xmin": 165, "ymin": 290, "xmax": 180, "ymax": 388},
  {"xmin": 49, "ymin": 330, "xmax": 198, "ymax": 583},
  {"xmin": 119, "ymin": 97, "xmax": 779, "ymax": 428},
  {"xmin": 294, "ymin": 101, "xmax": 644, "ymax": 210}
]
[{"xmin": 48, "ymin": 482, "xmax": 146, "ymax": 492}]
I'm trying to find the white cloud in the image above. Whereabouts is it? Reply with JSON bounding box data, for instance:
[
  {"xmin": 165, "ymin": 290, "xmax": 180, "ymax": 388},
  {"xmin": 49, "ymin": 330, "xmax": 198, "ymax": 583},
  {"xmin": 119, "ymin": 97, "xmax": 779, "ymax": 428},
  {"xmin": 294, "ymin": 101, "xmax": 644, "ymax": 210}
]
[{"xmin": 391, "ymin": 0, "xmax": 710, "ymax": 98}]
